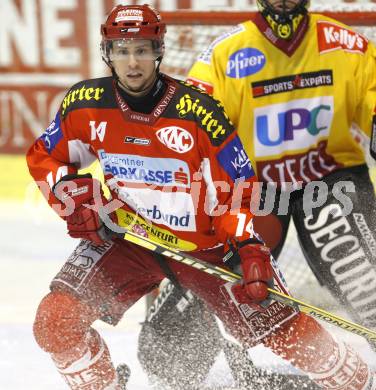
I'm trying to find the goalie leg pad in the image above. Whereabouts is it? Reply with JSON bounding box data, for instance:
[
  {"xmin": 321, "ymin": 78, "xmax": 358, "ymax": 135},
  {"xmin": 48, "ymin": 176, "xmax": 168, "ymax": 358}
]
[
  {"xmin": 138, "ymin": 282, "xmax": 222, "ymax": 390},
  {"xmin": 292, "ymin": 166, "xmax": 376, "ymax": 332}
]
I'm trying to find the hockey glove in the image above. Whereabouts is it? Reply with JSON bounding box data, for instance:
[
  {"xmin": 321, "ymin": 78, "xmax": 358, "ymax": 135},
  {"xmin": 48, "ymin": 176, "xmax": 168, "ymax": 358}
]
[
  {"xmin": 53, "ymin": 173, "xmax": 110, "ymax": 245},
  {"xmin": 225, "ymin": 240, "xmax": 274, "ymax": 310}
]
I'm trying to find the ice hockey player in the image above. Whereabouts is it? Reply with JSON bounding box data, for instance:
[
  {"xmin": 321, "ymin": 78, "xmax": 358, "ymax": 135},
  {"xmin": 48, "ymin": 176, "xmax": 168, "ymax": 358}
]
[
  {"xmin": 138, "ymin": 0, "xmax": 376, "ymax": 387},
  {"xmin": 27, "ymin": 3, "xmax": 376, "ymax": 390}
]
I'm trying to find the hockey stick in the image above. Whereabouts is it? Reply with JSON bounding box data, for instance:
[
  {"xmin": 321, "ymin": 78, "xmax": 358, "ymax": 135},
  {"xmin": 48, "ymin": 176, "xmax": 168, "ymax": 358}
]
[{"xmin": 101, "ymin": 216, "xmax": 376, "ymax": 344}]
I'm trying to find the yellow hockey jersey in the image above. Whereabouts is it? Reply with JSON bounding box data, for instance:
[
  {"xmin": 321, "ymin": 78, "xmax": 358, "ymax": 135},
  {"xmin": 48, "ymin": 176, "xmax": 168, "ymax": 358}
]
[{"xmin": 187, "ymin": 13, "xmax": 376, "ymax": 189}]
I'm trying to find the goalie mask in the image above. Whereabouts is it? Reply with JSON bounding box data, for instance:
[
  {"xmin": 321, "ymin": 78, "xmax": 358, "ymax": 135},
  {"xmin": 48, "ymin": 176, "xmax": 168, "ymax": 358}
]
[
  {"xmin": 256, "ymin": 0, "xmax": 310, "ymax": 40},
  {"xmin": 100, "ymin": 4, "xmax": 166, "ymax": 66}
]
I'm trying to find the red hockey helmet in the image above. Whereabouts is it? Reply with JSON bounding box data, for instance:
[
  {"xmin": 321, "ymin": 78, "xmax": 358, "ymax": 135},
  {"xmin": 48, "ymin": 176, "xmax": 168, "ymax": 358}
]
[{"xmin": 101, "ymin": 4, "xmax": 166, "ymax": 62}]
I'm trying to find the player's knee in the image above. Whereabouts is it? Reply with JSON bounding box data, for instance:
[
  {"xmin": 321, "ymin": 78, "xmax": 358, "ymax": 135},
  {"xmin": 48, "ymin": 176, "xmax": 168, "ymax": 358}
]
[{"xmin": 33, "ymin": 291, "xmax": 96, "ymax": 354}]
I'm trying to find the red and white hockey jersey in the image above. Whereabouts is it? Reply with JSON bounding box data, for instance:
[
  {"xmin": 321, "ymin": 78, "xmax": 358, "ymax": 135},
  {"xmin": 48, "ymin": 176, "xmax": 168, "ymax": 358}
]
[{"xmin": 27, "ymin": 75, "xmax": 257, "ymax": 251}]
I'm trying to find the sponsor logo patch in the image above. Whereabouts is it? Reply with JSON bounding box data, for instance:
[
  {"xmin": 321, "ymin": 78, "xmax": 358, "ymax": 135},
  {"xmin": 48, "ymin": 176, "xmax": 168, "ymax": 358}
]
[
  {"xmin": 114, "ymin": 188, "xmax": 197, "ymax": 232},
  {"xmin": 256, "ymin": 140, "xmax": 340, "ymax": 187},
  {"xmin": 61, "ymin": 85, "xmax": 105, "ymax": 116},
  {"xmin": 226, "ymin": 48, "xmax": 266, "ymax": 78},
  {"xmin": 124, "ymin": 136, "xmax": 151, "ymax": 146},
  {"xmin": 116, "ymin": 209, "xmax": 197, "ymax": 251},
  {"xmin": 115, "ymin": 9, "xmax": 143, "ymax": 23},
  {"xmin": 217, "ymin": 136, "xmax": 255, "ymax": 181},
  {"xmin": 305, "ymin": 204, "xmax": 376, "ymax": 327},
  {"xmin": 156, "ymin": 126, "xmax": 194, "ymax": 154},
  {"xmin": 99, "ymin": 150, "xmax": 190, "ymax": 187},
  {"xmin": 353, "ymin": 213, "xmax": 376, "ymax": 257},
  {"xmin": 252, "ymin": 70, "xmax": 333, "ymax": 98},
  {"xmin": 317, "ymin": 21, "xmax": 368, "ymax": 54},
  {"xmin": 254, "ymin": 96, "xmax": 334, "ymax": 157},
  {"xmin": 54, "ymin": 240, "xmax": 113, "ymax": 291},
  {"xmin": 61, "ymin": 185, "xmax": 89, "ymax": 200},
  {"xmin": 176, "ymin": 93, "xmax": 233, "ymax": 145},
  {"xmin": 221, "ymin": 282, "xmax": 297, "ymax": 342},
  {"xmin": 40, "ymin": 112, "xmax": 63, "ymax": 154}
]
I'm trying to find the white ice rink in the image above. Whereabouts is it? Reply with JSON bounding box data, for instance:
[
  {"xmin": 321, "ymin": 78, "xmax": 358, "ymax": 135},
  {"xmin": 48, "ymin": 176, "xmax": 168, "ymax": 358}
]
[{"xmin": 1, "ymin": 200, "xmax": 375, "ymax": 389}]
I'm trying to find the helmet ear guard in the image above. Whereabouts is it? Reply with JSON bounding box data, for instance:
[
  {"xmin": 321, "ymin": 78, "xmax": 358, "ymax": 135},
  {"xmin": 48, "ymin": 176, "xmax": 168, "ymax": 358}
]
[{"xmin": 256, "ymin": 0, "xmax": 310, "ymax": 40}]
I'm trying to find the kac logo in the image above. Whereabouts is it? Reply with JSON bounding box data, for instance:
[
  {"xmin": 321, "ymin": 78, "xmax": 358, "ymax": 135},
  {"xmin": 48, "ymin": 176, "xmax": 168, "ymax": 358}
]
[
  {"xmin": 226, "ymin": 48, "xmax": 266, "ymax": 79},
  {"xmin": 156, "ymin": 126, "xmax": 194, "ymax": 153}
]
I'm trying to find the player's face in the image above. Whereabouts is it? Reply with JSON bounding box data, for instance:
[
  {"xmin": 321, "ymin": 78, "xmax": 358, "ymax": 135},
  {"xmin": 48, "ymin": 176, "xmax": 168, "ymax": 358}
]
[
  {"xmin": 110, "ymin": 39, "xmax": 157, "ymax": 96},
  {"xmin": 266, "ymin": 0, "xmax": 302, "ymax": 11}
]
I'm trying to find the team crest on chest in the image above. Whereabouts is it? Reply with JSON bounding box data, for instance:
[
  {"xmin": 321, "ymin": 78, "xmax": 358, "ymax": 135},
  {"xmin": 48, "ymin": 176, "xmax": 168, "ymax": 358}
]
[{"xmin": 156, "ymin": 126, "xmax": 194, "ymax": 153}]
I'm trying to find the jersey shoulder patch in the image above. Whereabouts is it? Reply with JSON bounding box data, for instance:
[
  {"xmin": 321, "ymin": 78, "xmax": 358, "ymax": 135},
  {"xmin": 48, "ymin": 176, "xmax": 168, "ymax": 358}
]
[
  {"xmin": 175, "ymin": 81, "xmax": 235, "ymax": 146},
  {"xmin": 198, "ymin": 24, "xmax": 245, "ymax": 65},
  {"xmin": 60, "ymin": 77, "xmax": 116, "ymax": 118},
  {"xmin": 315, "ymin": 16, "xmax": 368, "ymax": 55}
]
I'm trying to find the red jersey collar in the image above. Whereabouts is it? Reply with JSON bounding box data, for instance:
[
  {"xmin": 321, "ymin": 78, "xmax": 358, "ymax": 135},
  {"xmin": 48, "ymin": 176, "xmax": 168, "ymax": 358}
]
[
  {"xmin": 253, "ymin": 12, "xmax": 309, "ymax": 57},
  {"xmin": 113, "ymin": 75, "xmax": 177, "ymax": 125}
]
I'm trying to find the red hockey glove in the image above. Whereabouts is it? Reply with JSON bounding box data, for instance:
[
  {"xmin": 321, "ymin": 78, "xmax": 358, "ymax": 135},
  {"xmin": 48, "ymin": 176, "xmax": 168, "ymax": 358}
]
[
  {"xmin": 226, "ymin": 241, "xmax": 274, "ymax": 310},
  {"xmin": 53, "ymin": 173, "xmax": 110, "ymax": 245}
]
